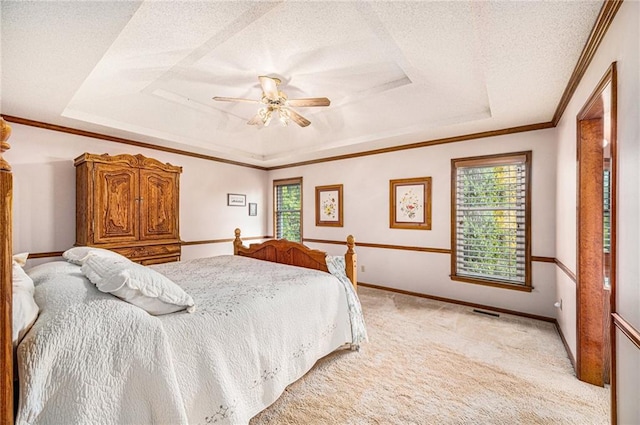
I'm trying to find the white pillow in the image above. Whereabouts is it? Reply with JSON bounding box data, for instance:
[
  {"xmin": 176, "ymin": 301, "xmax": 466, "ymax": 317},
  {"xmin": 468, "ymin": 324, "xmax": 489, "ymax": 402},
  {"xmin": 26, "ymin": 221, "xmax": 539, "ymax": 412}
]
[
  {"xmin": 63, "ymin": 246, "xmax": 127, "ymax": 266},
  {"xmin": 12, "ymin": 253, "xmax": 34, "ymax": 294},
  {"xmin": 12, "ymin": 254, "xmax": 39, "ymax": 350},
  {"xmin": 13, "ymin": 252, "xmax": 28, "ymax": 267},
  {"xmin": 81, "ymin": 254, "xmax": 195, "ymax": 315}
]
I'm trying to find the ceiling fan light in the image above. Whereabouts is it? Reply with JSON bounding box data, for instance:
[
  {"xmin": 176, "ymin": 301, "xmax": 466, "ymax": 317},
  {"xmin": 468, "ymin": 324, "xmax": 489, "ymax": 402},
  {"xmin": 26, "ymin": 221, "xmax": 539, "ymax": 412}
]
[
  {"xmin": 259, "ymin": 108, "xmax": 272, "ymax": 126},
  {"xmin": 279, "ymin": 108, "xmax": 290, "ymax": 126}
]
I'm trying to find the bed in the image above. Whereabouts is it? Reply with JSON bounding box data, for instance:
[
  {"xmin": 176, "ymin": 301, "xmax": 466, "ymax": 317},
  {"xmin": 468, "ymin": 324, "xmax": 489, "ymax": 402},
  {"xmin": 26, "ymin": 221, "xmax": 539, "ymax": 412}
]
[{"xmin": 0, "ymin": 119, "xmax": 366, "ymax": 424}]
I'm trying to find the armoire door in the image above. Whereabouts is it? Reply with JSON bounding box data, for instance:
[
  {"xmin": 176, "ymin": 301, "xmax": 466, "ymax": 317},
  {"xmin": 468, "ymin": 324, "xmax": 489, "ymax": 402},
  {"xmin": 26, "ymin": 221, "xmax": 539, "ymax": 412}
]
[
  {"xmin": 93, "ymin": 163, "xmax": 139, "ymax": 243},
  {"xmin": 139, "ymin": 168, "xmax": 179, "ymax": 241}
]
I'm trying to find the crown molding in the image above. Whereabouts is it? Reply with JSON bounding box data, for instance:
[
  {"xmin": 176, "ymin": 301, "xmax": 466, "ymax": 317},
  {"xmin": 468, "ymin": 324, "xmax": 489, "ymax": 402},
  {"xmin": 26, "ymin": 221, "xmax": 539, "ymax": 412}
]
[
  {"xmin": 0, "ymin": 115, "xmax": 268, "ymax": 171},
  {"xmin": 551, "ymin": 0, "xmax": 624, "ymax": 126},
  {"xmin": 267, "ymin": 122, "xmax": 554, "ymax": 170}
]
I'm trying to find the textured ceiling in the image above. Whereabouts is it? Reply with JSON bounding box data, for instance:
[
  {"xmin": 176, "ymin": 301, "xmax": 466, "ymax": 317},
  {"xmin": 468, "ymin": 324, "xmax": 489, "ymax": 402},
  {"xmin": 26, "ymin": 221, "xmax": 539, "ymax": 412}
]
[{"xmin": 1, "ymin": 1, "xmax": 603, "ymax": 167}]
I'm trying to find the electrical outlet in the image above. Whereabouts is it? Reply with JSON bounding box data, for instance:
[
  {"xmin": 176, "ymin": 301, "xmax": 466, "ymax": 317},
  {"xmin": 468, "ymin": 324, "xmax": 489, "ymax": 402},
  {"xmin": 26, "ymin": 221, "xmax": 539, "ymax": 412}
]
[{"xmin": 360, "ymin": 265, "xmax": 365, "ymax": 273}]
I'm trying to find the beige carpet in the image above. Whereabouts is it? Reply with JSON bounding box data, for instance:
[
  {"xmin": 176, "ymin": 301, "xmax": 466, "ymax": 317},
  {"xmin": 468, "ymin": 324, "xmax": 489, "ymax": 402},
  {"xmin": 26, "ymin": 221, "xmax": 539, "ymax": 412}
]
[{"xmin": 251, "ymin": 287, "xmax": 609, "ymax": 425}]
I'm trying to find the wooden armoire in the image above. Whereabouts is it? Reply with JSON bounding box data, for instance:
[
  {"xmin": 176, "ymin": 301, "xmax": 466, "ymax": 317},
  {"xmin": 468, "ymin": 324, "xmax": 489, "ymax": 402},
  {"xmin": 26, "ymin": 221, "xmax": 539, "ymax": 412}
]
[{"xmin": 74, "ymin": 153, "xmax": 182, "ymax": 265}]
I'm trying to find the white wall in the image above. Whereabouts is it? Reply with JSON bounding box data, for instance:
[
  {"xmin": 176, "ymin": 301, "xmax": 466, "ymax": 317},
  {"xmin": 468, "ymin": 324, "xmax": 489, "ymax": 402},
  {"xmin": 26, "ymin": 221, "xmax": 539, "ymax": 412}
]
[
  {"xmin": 554, "ymin": 2, "xmax": 639, "ymax": 422},
  {"xmin": 5, "ymin": 123, "xmax": 269, "ymax": 264},
  {"xmin": 269, "ymin": 128, "xmax": 558, "ymax": 318}
]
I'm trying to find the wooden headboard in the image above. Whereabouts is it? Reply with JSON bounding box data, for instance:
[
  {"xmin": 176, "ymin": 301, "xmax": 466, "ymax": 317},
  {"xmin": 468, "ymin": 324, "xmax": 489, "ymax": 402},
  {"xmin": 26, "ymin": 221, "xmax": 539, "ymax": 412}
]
[
  {"xmin": 233, "ymin": 228, "xmax": 357, "ymax": 289},
  {"xmin": 1, "ymin": 117, "xmax": 14, "ymax": 423}
]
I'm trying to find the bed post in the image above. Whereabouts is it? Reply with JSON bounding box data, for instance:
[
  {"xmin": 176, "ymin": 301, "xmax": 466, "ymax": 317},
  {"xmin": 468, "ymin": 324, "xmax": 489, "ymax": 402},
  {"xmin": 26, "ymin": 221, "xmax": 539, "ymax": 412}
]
[
  {"xmin": 1, "ymin": 117, "xmax": 14, "ymax": 425},
  {"xmin": 345, "ymin": 235, "xmax": 357, "ymax": 291},
  {"xmin": 233, "ymin": 228, "xmax": 243, "ymax": 255}
]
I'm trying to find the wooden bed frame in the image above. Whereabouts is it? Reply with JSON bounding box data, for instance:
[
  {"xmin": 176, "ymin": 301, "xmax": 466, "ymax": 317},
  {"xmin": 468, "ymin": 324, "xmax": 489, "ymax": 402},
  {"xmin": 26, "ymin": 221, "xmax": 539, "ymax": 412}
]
[
  {"xmin": 0, "ymin": 119, "xmax": 357, "ymax": 423},
  {"xmin": 233, "ymin": 228, "xmax": 357, "ymax": 289},
  {"xmin": 2, "ymin": 118, "xmax": 14, "ymax": 424}
]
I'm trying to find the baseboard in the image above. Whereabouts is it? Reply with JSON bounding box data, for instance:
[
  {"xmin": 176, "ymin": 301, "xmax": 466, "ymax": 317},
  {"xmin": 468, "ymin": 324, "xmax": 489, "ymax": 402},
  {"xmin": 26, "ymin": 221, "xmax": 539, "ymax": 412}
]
[
  {"xmin": 554, "ymin": 320, "xmax": 576, "ymax": 370},
  {"xmin": 358, "ymin": 282, "xmax": 555, "ymax": 322}
]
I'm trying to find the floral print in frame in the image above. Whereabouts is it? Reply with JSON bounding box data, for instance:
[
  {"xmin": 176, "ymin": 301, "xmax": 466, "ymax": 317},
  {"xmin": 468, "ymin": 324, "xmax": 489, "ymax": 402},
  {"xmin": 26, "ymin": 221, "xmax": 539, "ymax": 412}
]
[
  {"xmin": 390, "ymin": 177, "xmax": 432, "ymax": 230},
  {"xmin": 315, "ymin": 184, "xmax": 343, "ymax": 227}
]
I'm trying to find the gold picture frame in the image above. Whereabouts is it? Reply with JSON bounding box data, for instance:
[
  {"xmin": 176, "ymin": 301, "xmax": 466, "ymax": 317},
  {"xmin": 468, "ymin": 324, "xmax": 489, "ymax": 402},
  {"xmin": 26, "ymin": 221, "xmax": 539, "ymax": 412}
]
[
  {"xmin": 315, "ymin": 184, "xmax": 343, "ymax": 227},
  {"xmin": 390, "ymin": 177, "xmax": 432, "ymax": 230}
]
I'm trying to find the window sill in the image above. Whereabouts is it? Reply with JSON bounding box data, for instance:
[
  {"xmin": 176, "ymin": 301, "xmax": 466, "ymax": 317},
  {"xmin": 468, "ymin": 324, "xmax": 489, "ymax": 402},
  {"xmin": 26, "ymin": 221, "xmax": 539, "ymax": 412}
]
[{"xmin": 450, "ymin": 275, "xmax": 533, "ymax": 292}]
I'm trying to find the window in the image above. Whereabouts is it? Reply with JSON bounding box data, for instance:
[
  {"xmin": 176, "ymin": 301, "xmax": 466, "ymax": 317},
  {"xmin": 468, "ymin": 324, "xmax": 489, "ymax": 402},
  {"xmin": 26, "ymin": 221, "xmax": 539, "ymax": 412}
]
[
  {"xmin": 274, "ymin": 177, "xmax": 302, "ymax": 242},
  {"xmin": 603, "ymin": 164, "xmax": 611, "ymax": 254},
  {"xmin": 603, "ymin": 163, "xmax": 611, "ymax": 289},
  {"xmin": 451, "ymin": 152, "xmax": 531, "ymax": 291}
]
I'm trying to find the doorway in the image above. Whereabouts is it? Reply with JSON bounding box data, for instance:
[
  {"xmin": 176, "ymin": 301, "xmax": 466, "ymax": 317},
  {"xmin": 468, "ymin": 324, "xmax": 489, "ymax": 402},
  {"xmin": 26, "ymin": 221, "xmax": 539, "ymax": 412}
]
[{"xmin": 576, "ymin": 62, "xmax": 616, "ymax": 389}]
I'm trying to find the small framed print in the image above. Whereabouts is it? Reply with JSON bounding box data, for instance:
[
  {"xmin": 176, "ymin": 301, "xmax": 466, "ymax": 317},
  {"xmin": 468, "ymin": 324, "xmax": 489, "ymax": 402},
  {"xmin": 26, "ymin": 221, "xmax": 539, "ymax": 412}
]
[
  {"xmin": 248, "ymin": 202, "xmax": 257, "ymax": 216},
  {"xmin": 227, "ymin": 193, "xmax": 246, "ymax": 207},
  {"xmin": 315, "ymin": 184, "xmax": 343, "ymax": 227},
  {"xmin": 390, "ymin": 177, "xmax": 431, "ymax": 230}
]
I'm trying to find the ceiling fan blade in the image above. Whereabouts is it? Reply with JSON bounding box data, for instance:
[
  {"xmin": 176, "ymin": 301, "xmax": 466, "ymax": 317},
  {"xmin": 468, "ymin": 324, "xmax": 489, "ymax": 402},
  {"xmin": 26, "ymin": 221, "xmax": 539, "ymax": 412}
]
[
  {"xmin": 259, "ymin": 76, "xmax": 280, "ymax": 100},
  {"xmin": 287, "ymin": 97, "xmax": 331, "ymax": 107},
  {"xmin": 247, "ymin": 113, "xmax": 263, "ymax": 126},
  {"xmin": 213, "ymin": 96, "xmax": 259, "ymax": 104},
  {"xmin": 287, "ymin": 108, "xmax": 311, "ymax": 127}
]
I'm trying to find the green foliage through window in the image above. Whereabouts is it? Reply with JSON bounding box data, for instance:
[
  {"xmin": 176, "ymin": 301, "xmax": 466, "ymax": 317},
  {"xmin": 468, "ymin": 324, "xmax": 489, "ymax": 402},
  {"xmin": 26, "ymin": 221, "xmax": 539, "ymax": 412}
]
[
  {"xmin": 453, "ymin": 153, "xmax": 530, "ymax": 286},
  {"xmin": 275, "ymin": 179, "xmax": 302, "ymax": 242}
]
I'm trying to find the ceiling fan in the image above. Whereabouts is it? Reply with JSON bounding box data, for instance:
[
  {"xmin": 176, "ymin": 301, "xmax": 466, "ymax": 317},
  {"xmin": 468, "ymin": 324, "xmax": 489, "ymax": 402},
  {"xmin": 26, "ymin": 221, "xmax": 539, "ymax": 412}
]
[{"xmin": 213, "ymin": 76, "xmax": 330, "ymax": 128}]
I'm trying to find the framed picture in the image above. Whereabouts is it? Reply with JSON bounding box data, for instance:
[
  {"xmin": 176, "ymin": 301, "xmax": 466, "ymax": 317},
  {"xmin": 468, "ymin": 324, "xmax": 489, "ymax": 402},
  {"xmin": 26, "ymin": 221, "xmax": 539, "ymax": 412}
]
[
  {"xmin": 227, "ymin": 193, "xmax": 246, "ymax": 207},
  {"xmin": 248, "ymin": 202, "xmax": 257, "ymax": 216},
  {"xmin": 315, "ymin": 184, "xmax": 343, "ymax": 227},
  {"xmin": 389, "ymin": 177, "xmax": 432, "ymax": 230}
]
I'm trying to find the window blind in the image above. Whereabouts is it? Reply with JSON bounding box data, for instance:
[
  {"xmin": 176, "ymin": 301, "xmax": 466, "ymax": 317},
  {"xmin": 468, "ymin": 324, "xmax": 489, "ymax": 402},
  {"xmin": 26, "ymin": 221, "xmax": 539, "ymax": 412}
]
[
  {"xmin": 454, "ymin": 159, "xmax": 528, "ymax": 285},
  {"xmin": 603, "ymin": 169, "xmax": 611, "ymax": 253},
  {"xmin": 275, "ymin": 180, "xmax": 302, "ymax": 242}
]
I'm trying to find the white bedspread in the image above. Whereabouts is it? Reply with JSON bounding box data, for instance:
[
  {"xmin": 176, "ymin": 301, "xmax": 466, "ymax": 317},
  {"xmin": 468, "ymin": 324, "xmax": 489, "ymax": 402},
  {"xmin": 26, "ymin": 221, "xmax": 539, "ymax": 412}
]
[{"xmin": 17, "ymin": 255, "xmax": 359, "ymax": 425}]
